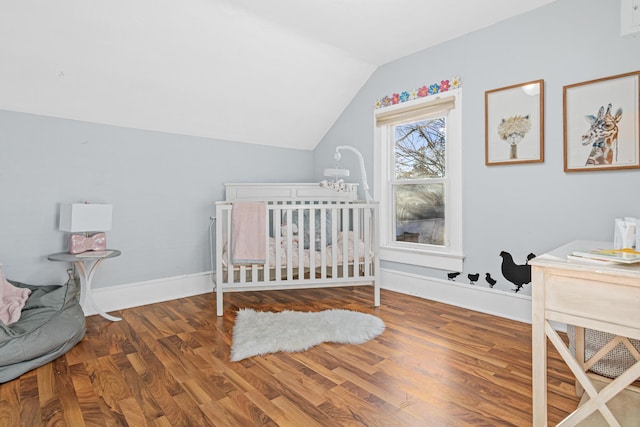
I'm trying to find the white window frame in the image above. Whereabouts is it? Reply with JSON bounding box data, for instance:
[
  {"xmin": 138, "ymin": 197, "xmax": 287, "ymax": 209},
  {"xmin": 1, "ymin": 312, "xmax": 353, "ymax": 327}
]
[{"xmin": 373, "ymin": 88, "xmax": 463, "ymax": 271}]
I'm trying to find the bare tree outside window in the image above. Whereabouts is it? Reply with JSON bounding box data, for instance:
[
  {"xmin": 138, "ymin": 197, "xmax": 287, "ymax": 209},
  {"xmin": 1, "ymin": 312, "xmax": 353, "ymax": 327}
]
[{"xmin": 393, "ymin": 117, "xmax": 446, "ymax": 246}]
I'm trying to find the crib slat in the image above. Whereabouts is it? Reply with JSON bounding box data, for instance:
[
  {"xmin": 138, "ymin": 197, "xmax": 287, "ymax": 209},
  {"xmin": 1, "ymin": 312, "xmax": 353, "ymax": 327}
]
[
  {"xmin": 319, "ymin": 207, "xmax": 327, "ymax": 279},
  {"xmin": 364, "ymin": 205, "xmax": 372, "ymax": 276},
  {"xmin": 341, "ymin": 207, "xmax": 348, "ymax": 278},
  {"xmin": 353, "ymin": 206, "xmax": 360, "ymax": 276},
  {"xmin": 284, "ymin": 207, "xmax": 291, "ymax": 280},
  {"xmin": 308, "ymin": 206, "xmax": 316, "ymax": 273},
  {"xmin": 295, "ymin": 206, "xmax": 303, "ymax": 280},
  {"xmin": 331, "ymin": 207, "xmax": 338, "ymax": 278},
  {"xmin": 261, "ymin": 206, "xmax": 269, "ymax": 284},
  {"xmin": 251, "ymin": 264, "xmax": 258, "ymax": 282},
  {"xmin": 274, "ymin": 207, "xmax": 282, "ymax": 282}
]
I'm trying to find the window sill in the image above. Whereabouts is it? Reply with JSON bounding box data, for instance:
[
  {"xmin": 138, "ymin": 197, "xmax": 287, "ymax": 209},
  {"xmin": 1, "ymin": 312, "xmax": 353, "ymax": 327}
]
[{"xmin": 380, "ymin": 245, "xmax": 464, "ymax": 272}]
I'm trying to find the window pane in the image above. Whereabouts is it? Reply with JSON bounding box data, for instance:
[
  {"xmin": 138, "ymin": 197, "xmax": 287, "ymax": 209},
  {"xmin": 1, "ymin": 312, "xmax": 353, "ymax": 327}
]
[
  {"xmin": 394, "ymin": 117, "xmax": 446, "ymax": 179},
  {"xmin": 395, "ymin": 183, "xmax": 445, "ymax": 246}
]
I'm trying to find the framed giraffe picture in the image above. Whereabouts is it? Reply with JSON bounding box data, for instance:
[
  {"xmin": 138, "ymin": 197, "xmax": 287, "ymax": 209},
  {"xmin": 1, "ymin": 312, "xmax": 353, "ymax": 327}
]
[
  {"xmin": 563, "ymin": 71, "xmax": 640, "ymax": 172},
  {"xmin": 485, "ymin": 79, "xmax": 544, "ymax": 166}
]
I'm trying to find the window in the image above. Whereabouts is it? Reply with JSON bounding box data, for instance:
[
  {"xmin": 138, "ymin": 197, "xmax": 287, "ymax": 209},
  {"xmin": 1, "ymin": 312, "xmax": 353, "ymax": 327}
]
[{"xmin": 373, "ymin": 89, "xmax": 463, "ymax": 271}]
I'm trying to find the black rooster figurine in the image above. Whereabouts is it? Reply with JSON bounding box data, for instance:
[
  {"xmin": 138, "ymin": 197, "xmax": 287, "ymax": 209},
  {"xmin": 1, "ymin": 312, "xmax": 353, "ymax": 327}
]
[{"xmin": 499, "ymin": 251, "xmax": 535, "ymax": 293}]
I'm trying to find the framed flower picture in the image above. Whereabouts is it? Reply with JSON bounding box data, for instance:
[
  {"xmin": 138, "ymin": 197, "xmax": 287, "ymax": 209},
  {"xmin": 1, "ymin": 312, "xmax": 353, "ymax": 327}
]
[
  {"xmin": 485, "ymin": 80, "xmax": 544, "ymax": 166},
  {"xmin": 563, "ymin": 71, "xmax": 640, "ymax": 172}
]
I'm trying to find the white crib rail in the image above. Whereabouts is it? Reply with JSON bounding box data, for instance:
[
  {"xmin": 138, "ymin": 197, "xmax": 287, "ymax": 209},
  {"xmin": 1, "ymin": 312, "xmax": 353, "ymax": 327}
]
[{"xmin": 214, "ymin": 200, "xmax": 379, "ymax": 316}]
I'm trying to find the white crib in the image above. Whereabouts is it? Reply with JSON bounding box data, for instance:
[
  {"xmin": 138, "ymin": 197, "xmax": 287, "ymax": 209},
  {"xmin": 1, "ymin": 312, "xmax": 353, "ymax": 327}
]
[{"xmin": 213, "ymin": 183, "xmax": 379, "ymax": 316}]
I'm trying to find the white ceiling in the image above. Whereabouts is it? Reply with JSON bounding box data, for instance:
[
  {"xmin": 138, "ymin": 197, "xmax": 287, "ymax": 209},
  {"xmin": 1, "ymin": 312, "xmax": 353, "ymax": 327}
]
[{"xmin": 0, "ymin": 0, "xmax": 557, "ymax": 150}]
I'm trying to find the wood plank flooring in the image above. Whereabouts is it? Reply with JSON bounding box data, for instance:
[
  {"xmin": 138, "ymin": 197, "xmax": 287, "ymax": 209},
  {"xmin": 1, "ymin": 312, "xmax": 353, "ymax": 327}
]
[{"xmin": 0, "ymin": 287, "xmax": 581, "ymax": 426}]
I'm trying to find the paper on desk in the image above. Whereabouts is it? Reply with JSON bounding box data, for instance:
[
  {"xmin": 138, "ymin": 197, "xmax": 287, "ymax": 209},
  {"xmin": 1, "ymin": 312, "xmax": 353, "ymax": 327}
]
[{"xmin": 537, "ymin": 240, "xmax": 612, "ymax": 261}]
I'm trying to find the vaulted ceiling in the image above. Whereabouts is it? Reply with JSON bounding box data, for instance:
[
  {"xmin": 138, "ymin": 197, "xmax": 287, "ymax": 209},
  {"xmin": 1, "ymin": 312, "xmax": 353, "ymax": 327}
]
[{"xmin": 0, "ymin": 0, "xmax": 557, "ymax": 150}]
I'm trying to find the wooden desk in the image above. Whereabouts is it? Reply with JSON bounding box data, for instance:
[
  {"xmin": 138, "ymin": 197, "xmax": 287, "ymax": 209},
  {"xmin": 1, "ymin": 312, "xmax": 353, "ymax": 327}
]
[{"xmin": 530, "ymin": 241, "xmax": 640, "ymax": 426}]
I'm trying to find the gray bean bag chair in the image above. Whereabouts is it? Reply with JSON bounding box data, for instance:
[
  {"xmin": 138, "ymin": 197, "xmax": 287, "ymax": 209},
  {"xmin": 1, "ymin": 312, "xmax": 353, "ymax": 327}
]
[{"xmin": 0, "ymin": 276, "xmax": 86, "ymax": 383}]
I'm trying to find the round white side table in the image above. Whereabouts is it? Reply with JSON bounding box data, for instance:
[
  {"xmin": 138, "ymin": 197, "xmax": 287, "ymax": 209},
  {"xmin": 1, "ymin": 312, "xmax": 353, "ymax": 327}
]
[{"xmin": 47, "ymin": 250, "xmax": 122, "ymax": 321}]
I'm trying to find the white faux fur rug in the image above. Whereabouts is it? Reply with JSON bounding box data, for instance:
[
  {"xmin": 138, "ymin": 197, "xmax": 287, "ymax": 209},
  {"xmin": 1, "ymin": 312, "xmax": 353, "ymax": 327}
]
[{"xmin": 230, "ymin": 308, "xmax": 385, "ymax": 362}]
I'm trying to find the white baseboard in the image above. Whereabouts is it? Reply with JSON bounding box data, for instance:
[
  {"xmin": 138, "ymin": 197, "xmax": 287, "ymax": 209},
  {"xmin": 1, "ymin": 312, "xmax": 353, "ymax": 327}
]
[
  {"xmin": 86, "ymin": 269, "xmax": 545, "ymax": 328},
  {"xmin": 380, "ymin": 268, "xmax": 533, "ymax": 324},
  {"xmin": 84, "ymin": 269, "xmax": 529, "ymax": 322},
  {"xmin": 87, "ymin": 271, "xmax": 215, "ymax": 317}
]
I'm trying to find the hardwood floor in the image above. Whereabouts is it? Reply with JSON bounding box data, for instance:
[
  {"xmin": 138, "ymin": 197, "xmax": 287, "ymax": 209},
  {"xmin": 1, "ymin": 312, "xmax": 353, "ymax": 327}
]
[{"xmin": 0, "ymin": 287, "xmax": 580, "ymax": 426}]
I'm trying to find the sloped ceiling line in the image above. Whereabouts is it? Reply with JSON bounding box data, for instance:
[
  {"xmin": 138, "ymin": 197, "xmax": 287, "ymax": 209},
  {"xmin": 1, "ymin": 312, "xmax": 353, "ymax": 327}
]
[{"xmin": 0, "ymin": 0, "xmax": 558, "ymax": 150}]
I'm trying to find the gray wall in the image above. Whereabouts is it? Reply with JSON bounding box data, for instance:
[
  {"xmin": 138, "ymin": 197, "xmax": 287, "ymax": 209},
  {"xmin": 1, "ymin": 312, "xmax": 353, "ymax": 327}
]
[
  {"xmin": 314, "ymin": 0, "xmax": 640, "ymax": 296},
  {"xmin": 1, "ymin": 110, "xmax": 313, "ymax": 287},
  {"xmin": 2, "ymin": 0, "xmax": 638, "ymax": 300}
]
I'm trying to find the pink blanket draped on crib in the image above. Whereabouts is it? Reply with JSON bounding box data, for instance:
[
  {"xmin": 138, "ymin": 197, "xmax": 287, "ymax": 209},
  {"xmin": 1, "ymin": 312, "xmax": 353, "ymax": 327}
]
[
  {"xmin": 0, "ymin": 266, "xmax": 31, "ymax": 325},
  {"xmin": 231, "ymin": 201, "xmax": 267, "ymax": 265}
]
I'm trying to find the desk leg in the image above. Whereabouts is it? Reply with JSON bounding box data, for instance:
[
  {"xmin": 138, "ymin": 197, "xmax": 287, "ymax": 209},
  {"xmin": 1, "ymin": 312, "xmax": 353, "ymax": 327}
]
[
  {"xmin": 74, "ymin": 260, "xmax": 121, "ymax": 322},
  {"xmin": 575, "ymin": 326, "xmax": 585, "ymax": 397},
  {"xmin": 546, "ymin": 325, "xmax": 634, "ymax": 426},
  {"xmin": 532, "ymin": 267, "xmax": 548, "ymax": 427}
]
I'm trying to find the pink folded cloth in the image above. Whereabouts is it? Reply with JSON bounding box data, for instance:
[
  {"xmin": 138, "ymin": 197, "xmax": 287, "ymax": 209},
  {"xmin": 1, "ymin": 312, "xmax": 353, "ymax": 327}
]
[
  {"xmin": 231, "ymin": 202, "xmax": 267, "ymax": 264},
  {"xmin": 0, "ymin": 265, "xmax": 31, "ymax": 325}
]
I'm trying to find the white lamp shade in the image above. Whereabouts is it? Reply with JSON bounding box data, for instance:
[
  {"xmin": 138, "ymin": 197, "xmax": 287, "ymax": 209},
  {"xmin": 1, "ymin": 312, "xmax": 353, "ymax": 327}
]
[{"xmin": 59, "ymin": 203, "xmax": 113, "ymax": 232}]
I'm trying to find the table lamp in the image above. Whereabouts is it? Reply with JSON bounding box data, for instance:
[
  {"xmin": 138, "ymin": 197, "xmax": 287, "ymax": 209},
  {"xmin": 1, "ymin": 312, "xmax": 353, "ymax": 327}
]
[{"xmin": 59, "ymin": 203, "xmax": 113, "ymax": 254}]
